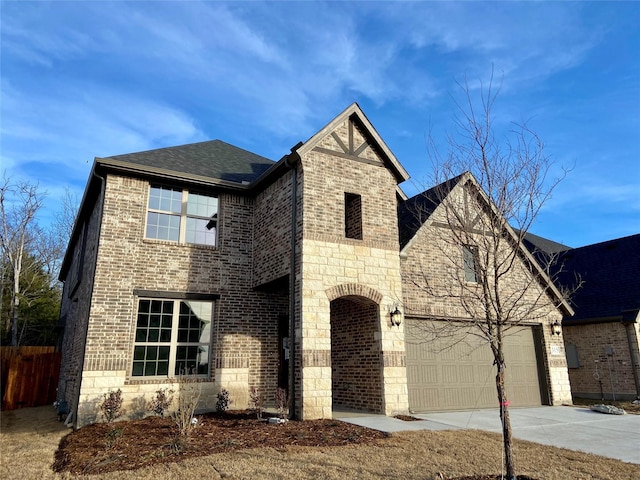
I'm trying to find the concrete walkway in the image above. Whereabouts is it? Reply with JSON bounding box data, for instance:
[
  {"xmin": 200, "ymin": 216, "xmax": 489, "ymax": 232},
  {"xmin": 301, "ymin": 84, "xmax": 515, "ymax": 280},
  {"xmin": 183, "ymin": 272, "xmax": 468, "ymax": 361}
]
[{"xmin": 335, "ymin": 406, "xmax": 640, "ymax": 464}]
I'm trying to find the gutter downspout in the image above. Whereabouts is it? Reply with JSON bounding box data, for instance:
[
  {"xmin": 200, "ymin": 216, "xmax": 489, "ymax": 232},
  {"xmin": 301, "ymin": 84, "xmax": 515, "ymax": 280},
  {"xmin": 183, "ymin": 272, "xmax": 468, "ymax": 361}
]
[
  {"xmin": 285, "ymin": 143, "xmax": 302, "ymax": 420},
  {"xmin": 622, "ymin": 312, "xmax": 640, "ymax": 399}
]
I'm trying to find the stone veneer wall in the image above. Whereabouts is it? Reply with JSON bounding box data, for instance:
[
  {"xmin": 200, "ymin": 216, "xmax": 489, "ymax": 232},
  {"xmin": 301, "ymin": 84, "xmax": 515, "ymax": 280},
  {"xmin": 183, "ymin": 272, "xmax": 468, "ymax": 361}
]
[
  {"xmin": 297, "ymin": 118, "xmax": 409, "ymax": 419},
  {"xmin": 563, "ymin": 322, "xmax": 640, "ymax": 400},
  {"xmin": 68, "ymin": 174, "xmax": 287, "ymax": 427}
]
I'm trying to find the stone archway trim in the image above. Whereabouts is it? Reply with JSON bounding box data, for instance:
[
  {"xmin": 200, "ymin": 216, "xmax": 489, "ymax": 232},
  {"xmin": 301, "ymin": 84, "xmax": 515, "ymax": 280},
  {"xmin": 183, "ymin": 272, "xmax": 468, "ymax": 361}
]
[{"xmin": 325, "ymin": 283, "xmax": 383, "ymax": 304}]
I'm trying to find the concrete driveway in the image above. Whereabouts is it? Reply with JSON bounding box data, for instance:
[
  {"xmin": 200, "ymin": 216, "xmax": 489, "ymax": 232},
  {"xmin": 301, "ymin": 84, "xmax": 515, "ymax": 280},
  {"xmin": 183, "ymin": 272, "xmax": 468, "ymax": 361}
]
[{"xmin": 335, "ymin": 406, "xmax": 640, "ymax": 464}]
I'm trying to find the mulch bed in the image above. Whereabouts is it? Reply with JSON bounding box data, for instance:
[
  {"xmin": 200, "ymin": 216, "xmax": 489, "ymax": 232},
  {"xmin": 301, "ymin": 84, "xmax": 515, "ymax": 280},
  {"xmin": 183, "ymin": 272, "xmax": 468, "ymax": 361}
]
[
  {"xmin": 52, "ymin": 410, "xmax": 542, "ymax": 479},
  {"xmin": 52, "ymin": 410, "xmax": 388, "ymax": 475}
]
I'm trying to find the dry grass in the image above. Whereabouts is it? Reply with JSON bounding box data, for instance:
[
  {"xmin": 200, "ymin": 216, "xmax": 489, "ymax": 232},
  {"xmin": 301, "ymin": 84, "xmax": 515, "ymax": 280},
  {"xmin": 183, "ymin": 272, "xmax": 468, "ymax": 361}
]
[
  {"xmin": 2, "ymin": 406, "xmax": 639, "ymax": 480},
  {"xmin": 0, "ymin": 406, "xmax": 68, "ymax": 479}
]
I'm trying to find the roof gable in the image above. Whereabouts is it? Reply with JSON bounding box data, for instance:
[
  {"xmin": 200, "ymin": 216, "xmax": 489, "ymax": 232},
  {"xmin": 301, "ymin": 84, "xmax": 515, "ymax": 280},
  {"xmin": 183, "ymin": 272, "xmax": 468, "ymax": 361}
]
[
  {"xmin": 99, "ymin": 139, "xmax": 275, "ymax": 185},
  {"xmin": 398, "ymin": 174, "xmax": 465, "ymax": 249},
  {"xmin": 296, "ymin": 103, "xmax": 409, "ymax": 184},
  {"xmin": 398, "ymin": 172, "xmax": 573, "ymax": 315}
]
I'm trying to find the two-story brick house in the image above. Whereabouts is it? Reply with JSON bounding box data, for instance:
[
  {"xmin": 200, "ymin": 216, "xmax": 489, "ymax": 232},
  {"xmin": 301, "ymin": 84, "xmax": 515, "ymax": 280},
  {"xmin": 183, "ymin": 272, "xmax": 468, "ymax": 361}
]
[{"xmin": 57, "ymin": 103, "xmax": 573, "ymax": 427}]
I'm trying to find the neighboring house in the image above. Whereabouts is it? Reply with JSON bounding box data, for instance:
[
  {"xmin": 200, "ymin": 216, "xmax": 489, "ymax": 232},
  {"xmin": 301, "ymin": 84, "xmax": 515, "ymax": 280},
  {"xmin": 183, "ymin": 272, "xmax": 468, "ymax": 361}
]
[
  {"xmin": 553, "ymin": 234, "xmax": 640, "ymax": 400},
  {"xmin": 57, "ymin": 103, "xmax": 572, "ymax": 428}
]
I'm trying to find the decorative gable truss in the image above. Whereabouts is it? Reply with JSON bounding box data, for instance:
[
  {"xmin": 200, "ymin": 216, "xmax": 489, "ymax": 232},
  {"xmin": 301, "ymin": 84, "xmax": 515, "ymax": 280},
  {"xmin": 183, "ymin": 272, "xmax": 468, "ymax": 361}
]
[
  {"xmin": 314, "ymin": 118, "xmax": 384, "ymax": 167},
  {"xmin": 296, "ymin": 103, "xmax": 409, "ymax": 185}
]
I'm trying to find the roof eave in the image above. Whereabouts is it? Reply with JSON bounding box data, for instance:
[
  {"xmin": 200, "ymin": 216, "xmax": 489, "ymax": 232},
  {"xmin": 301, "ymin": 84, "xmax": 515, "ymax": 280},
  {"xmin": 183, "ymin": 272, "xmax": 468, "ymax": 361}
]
[
  {"xmin": 96, "ymin": 157, "xmax": 254, "ymax": 192},
  {"xmin": 296, "ymin": 103, "xmax": 410, "ymax": 184}
]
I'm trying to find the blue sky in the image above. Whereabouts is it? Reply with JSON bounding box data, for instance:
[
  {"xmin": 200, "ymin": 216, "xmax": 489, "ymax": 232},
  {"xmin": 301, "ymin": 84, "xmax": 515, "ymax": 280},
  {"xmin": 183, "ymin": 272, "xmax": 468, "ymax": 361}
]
[{"xmin": 1, "ymin": 1, "xmax": 638, "ymax": 248}]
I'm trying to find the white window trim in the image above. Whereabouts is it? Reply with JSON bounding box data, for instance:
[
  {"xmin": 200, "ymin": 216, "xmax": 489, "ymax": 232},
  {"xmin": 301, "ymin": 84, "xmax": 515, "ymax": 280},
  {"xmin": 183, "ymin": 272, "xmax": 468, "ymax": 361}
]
[
  {"xmin": 145, "ymin": 185, "xmax": 218, "ymax": 247},
  {"xmin": 131, "ymin": 298, "xmax": 214, "ymax": 379}
]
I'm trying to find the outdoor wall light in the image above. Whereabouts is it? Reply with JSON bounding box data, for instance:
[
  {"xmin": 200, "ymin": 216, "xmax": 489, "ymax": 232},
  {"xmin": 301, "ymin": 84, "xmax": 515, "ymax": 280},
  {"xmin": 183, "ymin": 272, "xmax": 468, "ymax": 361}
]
[
  {"xmin": 550, "ymin": 320, "xmax": 562, "ymax": 336},
  {"xmin": 390, "ymin": 305, "xmax": 403, "ymax": 327}
]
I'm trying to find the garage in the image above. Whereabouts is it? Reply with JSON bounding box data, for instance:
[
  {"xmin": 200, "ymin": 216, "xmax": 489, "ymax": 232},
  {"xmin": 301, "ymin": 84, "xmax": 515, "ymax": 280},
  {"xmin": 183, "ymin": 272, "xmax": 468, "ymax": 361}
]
[{"xmin": 406, "ymin": 320, "xmax": 546, "ymax": 412}]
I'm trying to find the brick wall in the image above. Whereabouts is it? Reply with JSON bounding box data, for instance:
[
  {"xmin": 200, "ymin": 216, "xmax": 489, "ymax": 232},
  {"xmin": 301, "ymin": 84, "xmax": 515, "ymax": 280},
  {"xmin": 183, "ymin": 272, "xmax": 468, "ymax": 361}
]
[
  {"xmin": 57, "ymin": 182, "xmax": 105, "ymax": 420},
  {"xmin": 302, "ymin": 120, "xmax": 399, "ymax": 248},
  {"xmin": 563, "ymin": 321, "xmax": 640, "ymax": 400},
  {"xmin": 253, "ymin": 170, "xmax": 293, "ymax": 287},
  {"xmin": 330, "ymin": 298, "xmax": 383, "ymax": 412},
  {"xmin": 64, "ymin": 174, "xmax": 288, "ymax": 427}
]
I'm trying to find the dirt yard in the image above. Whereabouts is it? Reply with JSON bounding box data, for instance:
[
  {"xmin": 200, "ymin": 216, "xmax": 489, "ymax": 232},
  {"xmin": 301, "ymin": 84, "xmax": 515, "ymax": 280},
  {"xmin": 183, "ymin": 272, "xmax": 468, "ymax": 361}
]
[{"xmin": 1, "ymin": 406, "xmax": 639, "ymax": 480}]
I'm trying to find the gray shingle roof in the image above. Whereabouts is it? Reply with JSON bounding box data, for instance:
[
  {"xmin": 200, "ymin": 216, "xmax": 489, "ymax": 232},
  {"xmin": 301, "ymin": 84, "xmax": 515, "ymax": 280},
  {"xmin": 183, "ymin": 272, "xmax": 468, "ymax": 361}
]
[
  {"xmin": 397, "ymin": 174, "xmax": 464, "ymax": 248},
  {"xmin": 554, "ymin": 234, "xmax": 640, "ymax": 323},
  {"xmin": 521, "ymin": 231, "xmax": 571, "ymax": 255},
  {"xmin": 101, "ymin": 139, "xmax": 275, "ymax": 184}
]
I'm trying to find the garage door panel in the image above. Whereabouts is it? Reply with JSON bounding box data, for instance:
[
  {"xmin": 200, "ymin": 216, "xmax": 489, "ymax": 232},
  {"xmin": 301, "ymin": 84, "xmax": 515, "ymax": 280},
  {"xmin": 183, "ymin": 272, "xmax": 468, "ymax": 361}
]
[
  {"xmin": 458, "ymin": 365, "xmax": 475, "ymax": 383},
  {"xmin": 442, "ymin": 365, "xmax": 460, "ymax": 383},
  {"xmin": 406, "ymin": 320, "xmax": 543, "ymax": 412},
  {"xmin": 408, "ymin": 364, "xmax": 438, "ymax": 384},
  {"xmin": 411, "ymin": 387, "xmax": 440, "ymax": 409}
]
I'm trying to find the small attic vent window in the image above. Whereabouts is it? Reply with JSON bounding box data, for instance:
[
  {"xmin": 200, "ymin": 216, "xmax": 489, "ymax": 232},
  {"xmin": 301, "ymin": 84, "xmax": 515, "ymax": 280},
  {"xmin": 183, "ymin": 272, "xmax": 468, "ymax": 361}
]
[{"xmin": 345, "ymin": 193, "xmax": 363, "ymax": 240}]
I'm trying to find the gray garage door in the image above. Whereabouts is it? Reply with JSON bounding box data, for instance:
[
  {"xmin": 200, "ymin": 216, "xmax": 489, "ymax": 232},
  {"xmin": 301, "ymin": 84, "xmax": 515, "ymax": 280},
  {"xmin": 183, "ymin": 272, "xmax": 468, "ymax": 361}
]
[{"xmin": 406, "ymin": 320, "xmax": 544, "ymax": 412}]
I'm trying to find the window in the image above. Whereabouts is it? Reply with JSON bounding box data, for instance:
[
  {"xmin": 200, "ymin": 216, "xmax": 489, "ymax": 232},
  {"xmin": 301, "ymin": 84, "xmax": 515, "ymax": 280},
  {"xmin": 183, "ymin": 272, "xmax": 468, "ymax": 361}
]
[
  {"xmin": 462, "ymin": 245, "xmax": 479, "ymax": 283},
  {"xmin": 344, "ymin": 192, "xmax": 362, "ymax": 240},
  {"xmin": 146, "ymin": 186, "xmax": 218, "ymax": 246},
  {"xmin": 132, "ymin": 299, "xmax": 213, "ymax": 377}
]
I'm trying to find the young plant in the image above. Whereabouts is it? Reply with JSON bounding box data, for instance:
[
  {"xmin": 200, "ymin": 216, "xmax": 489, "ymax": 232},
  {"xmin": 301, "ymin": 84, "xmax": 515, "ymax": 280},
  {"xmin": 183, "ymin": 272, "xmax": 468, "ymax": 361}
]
[
  {"xmin": 100, "ymin": 389, "xmax": 125, "ymax": 423},
  {"xmin": 148, "ymin": 388, "xmax": 174, "ymax": 417},
  {"xmin": 172, "ymin": 372, "xmax": 201, "ymax": 437},
  {"xmin": 276, "ymin": 388, "xmax": 289, "ymax": 420},
  {"xmin": 216, "ymin": 388, "xmax": 230, "ymax": 413},
  {"xmin": 105, "ymin": 426, "xmax": 124, "ymax": 448},
  {"xmin": 248, "ymin": 386, "xmax": 264, "ymax": 420}
]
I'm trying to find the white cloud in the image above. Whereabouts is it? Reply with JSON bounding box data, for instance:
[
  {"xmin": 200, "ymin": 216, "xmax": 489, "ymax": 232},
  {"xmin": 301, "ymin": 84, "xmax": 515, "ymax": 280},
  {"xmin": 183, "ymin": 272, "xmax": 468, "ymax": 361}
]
[
  {"xmin": 1, "ymin": 80, "xmax": 206, "ymax": 174},
  {"xmin": 1, "ymin": 0, "xmax": 636, "ymax": 243}
]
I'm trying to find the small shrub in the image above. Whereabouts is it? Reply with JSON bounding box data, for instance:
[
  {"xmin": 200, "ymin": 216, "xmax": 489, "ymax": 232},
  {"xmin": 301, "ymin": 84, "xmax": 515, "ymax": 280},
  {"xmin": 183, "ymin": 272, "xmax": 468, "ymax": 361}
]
[
  {"xmin": 148, "ymin": 388, "xmax": 174, "ymax": 416},
  {"xmin": 167, "ymin": 435, "xmax": 185, "ymax": 453},
  {"xmin": 248, "ymin": 386, "xmax": 263, "ymax": 420},
  {"xmin": 105, "ymin": 426, "xmax": 123, "ymax": 448},
  {"xmin": 276, "ymin": 387, "xmax": 289, "ymax": 420},
  {"xmin": 172, "ymin": 372, "xmax": 201, "ymax": 437},
  {"xmin": 216, "ymin": 388, "xmax": 230, "ymax": 413},
  {"xmin": 100, "ymin": 389, "xmax": 125, "ymax": 423}
]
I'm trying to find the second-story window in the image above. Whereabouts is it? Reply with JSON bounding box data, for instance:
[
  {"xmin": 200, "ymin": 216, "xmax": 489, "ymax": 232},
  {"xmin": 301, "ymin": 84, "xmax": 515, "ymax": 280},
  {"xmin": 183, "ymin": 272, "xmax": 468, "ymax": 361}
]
[
  {"xmin": 345, "ymin": 192, "xmax": 363, "ymax": 240},
  {"xmin": 146, "ymin": 185, "xmax": 218, "ymax": 246},
  {"xmin": 462, "ymin": 245, "xmax": 479, "ymax": 283}
]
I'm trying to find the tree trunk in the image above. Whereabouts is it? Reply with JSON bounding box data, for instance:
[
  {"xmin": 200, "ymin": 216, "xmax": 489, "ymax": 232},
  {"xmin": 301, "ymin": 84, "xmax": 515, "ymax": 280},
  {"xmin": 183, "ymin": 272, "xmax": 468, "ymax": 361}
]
[
  {"xmin": 496, "ymin": 365, "xmax": 515, "ymax": 479},
  {"xmin": 11, "ymin": 272, "xmax": 19, "ymax": 346},
  {"xmin": 10, "ymin": 233, "xmax": 26, "ymax": 346}
]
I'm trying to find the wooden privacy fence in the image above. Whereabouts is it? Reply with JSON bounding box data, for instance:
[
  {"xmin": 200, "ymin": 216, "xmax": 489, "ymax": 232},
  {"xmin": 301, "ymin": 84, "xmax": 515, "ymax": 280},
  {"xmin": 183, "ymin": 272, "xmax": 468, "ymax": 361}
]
[{"xmin": 1, "ymin": 346, "xmax": 60, "ymax": 410}]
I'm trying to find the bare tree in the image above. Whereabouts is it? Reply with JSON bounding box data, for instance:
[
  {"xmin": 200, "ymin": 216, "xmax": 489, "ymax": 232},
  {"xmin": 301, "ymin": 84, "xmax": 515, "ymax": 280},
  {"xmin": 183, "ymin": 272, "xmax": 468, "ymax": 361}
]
[
  {"xmin": 407, "ymin": 73, "xmax": 575, "ymax": 479},
  {"xmin": 54, "ymin": 186, "xmax": 80, "ymax": 246},
  {"xmin": 0, "ymin": 174, "xmax": 46, "ymax": 345}
]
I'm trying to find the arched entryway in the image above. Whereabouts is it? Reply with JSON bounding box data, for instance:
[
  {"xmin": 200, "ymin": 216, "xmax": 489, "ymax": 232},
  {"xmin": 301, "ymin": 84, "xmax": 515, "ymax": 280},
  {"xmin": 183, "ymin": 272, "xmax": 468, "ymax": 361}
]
[{"xmin": 329, "ymin": 295, "xmax": 384, "ymax": 413}]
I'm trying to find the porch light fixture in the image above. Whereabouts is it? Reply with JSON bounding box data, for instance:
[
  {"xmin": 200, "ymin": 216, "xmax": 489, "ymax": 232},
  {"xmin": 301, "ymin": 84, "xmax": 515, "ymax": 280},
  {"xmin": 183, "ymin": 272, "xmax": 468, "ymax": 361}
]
[
  {"xmin": 551, "ymin": 320, "xmax": 562, "ymax": 336},
  {"xmin": 390, "ymin": 305, "xmax": 402, "ymax": 327}
]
